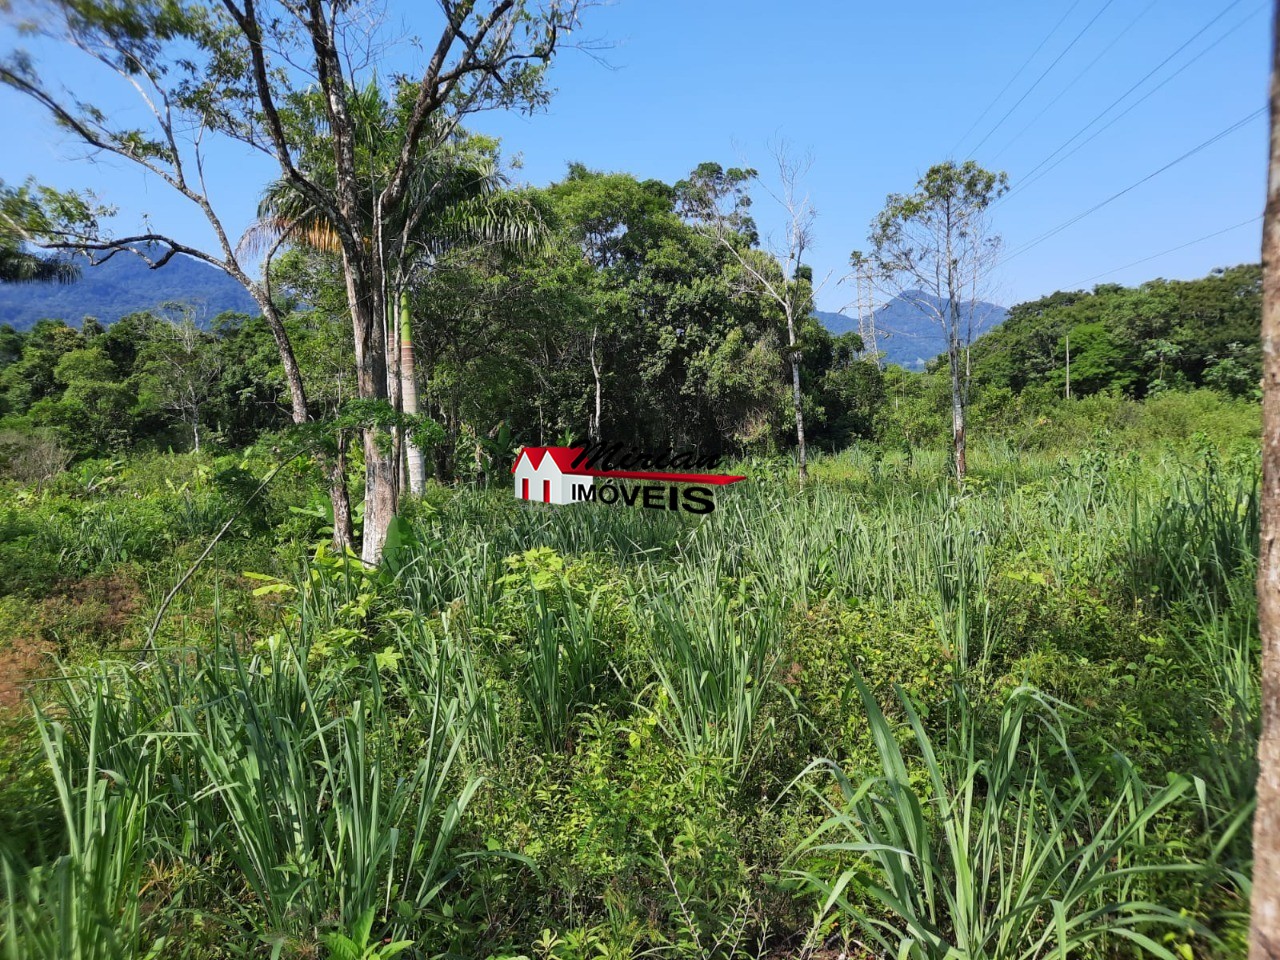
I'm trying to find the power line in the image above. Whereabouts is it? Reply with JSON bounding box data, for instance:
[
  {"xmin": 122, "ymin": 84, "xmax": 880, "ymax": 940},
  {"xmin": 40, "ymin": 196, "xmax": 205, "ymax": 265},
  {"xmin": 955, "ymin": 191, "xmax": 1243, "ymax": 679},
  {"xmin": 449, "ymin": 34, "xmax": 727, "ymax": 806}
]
[
  {"xmin": 1007, "ymin": 0, "xmax": 1266, "ymax": 201},
  {"xmin": 1067, "ymin": 214, "xmax": 1261, "ymax": 287},
  {"xmin": 949, "ymin": 1, "xmax": 1083, "ymax": 158},
  {"xmin": 991, "ymin": 0, "xmax": 1160, "ymax": 163},
  {"xmin": 1001, "ymin": 0, "xmax": 1247, "ymax": 200},
  {"xmin": 967, "ymin": 0, "xmax": 1119, "ymax": 160},
  {"xmin": 1002, "ymin": 107, "xmax": 1265, "ymax": 263}
]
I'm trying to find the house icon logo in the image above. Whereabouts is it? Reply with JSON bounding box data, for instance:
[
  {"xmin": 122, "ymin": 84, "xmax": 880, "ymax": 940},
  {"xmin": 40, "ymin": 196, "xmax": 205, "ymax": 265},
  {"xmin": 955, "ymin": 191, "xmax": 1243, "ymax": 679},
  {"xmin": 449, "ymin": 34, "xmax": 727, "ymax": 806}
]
[
  {"xmin": 512, "ymin": 447, "xmax": 594, "ymax": 504},
  {"xmin": 512, "ymin": 444, "xmax": 744, "ymax": 512}
]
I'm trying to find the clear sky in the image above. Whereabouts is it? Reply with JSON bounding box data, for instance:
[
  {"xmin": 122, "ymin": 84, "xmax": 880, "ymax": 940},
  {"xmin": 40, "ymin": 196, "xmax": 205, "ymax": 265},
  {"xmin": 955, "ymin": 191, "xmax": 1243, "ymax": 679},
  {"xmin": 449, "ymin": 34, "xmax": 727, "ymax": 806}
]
[{"xmin": 0, "ymin": 0, "xmax": 1269, "ymax": 313}]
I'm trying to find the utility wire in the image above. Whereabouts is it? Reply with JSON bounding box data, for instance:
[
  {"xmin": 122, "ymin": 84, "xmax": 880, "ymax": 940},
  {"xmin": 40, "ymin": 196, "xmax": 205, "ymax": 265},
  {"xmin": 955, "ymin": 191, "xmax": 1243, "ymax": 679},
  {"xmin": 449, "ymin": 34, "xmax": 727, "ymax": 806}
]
[
  {"xmin": 1067, "ymin": 214, "xmax": 1261, "ymax": 287},
  {"xmin": 1002, "ymin": 107, "xmax": 1265, "ymax": 263},
  {"xmin": 949, "ymin": 1, "xmax": 1083, "ymax": 158},
  {"xmin": 991, "ymin": 0, "xmax": 1160, "ymax": 163},
  {"xmin": 967, "ymin": 0, "xmax": 1119, "ymax": 159},
  {"xmin": 1007, "ymin": 0, "xmax": 1266, "ymax": 201},
  {"xmin": 1002, "ymin": 0, "xmax": 1247, "ymax": 198}
]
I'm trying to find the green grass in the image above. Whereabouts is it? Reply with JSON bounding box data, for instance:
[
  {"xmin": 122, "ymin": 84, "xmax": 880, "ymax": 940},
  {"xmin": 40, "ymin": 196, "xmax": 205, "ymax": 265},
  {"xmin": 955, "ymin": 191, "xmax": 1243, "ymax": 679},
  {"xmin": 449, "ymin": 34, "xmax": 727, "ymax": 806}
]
[{"xmin": 0, "ymin": 430, "xmax": 1262, "ymax": 958}]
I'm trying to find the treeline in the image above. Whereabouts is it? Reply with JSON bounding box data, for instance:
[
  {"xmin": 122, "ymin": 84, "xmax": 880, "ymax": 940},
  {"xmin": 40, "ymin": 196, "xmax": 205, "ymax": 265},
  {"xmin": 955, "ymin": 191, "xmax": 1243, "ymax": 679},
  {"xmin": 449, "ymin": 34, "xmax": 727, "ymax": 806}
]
[
  {"xmin": 0, "ymin": 158, "xmax": 1262, "ymax": 478},
  {"xmin": 968, "ymin": 264, "xmax": 1262, "ymax": 401},
  {"xmin": 1, "ymin": 161, "xmax": 887, "ymax": 476},
  {"xmin": 272, "ymin": 160, "xmax": 891, "ymax": 478},
  {"xmin": 0, "ymin": 311, "xmax": 289, "ymax": 462}
]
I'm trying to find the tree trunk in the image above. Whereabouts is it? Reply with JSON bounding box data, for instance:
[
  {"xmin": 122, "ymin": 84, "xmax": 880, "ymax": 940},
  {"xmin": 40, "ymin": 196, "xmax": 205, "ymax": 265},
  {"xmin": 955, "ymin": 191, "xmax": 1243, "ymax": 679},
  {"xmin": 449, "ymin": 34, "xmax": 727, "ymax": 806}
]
[
  {"xmin": 786, "ymin": 308, "xmax": 807, "ymax": 486},
  {"xmin": 329, "ymin": 430, "xmax": 354, "ymax": 550},
  {"xmin": 949, "ymin": 335, "xmax": 966, "ymax": 481},
  {"xmin": 1065, "ymin": 331, "xmax": 1071, "ymax": 400},
  {"xmin": 343, "ymin": 254, "xmax": 398, "ymax": 567},
  {"xmin": 1251, "ymin": 7, "xmax": 1280, "ymax": 957},
  {"xmin": 945, "ymin": 214, "xmax": 967, "ymax": 483},
  {"xmin": 253, "ymin": 295, "xmax": 309, "ymax": 426},
  {"xmin": 361, "ymin": 427, "xmax": 398, "ymax": 565},
  {"xmin": 387, "ymin": 294, "xmax": 405, "ymax": 495},
  {"xmin": 401, "ymin": 290, "xmax": 427, "ymax": 495},
  {"xmin": 589, "ymin": 323, "xmax": 602, "ymax": 442},
  {"xmin": 251, "ymin": 283, "xmax": 357, "ymax": 550},
  {"xmin": 192, "ymin": 416, "xmax": 200, "ymax": 454}
]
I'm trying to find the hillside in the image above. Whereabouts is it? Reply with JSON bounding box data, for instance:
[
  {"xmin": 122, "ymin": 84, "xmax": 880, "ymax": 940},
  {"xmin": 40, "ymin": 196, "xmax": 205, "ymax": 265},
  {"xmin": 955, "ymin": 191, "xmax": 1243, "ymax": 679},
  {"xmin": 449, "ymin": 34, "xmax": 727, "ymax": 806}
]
[
  {"xmin": 815, "ymin": 291, "xmax": 1007, "ymax": 369},
  {"xmin": 968, "ymin": 264, "xmax": 1261, "ymax": 399},
  {"xmin": 0, "ymin": 249, "xmax": 260, "ymax": 329}
]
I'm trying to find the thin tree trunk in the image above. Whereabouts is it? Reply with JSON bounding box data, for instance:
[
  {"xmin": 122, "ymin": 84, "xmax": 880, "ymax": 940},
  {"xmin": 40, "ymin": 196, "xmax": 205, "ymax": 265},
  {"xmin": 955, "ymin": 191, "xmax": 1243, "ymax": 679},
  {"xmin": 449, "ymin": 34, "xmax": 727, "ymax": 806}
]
[
  {"xmin": 945, "ymin": 204, "xmax": 966, "ymax": 482},
  {"xmin": 786, "ymin": 306, "xmax": 807, "ymax": 486},
  {"xmin": 387, "ymin": 293, "xmax": 405, "ymax": 495},
  {"xmin": 252, "ymin": 275, "xmax": 357, "ymax": 550},
  {"xmin": 254, "ymin": 294, "xmax": 309, "ymax": 426},
  {"xmin": 1065, "ymin": 332, "xmax": 1071, "ymax": 400},
  {"xmin": 589, "ymin": 324, "xmax": 602, "ymax": 442},
  {"xmin": 329, "ymin": 430, "xmax": 354, "ymax": 549},
  {"xmin": 949, "ymin": 335, "xmax": 966, "ymax": 481},
  {"xmin": 1251, "ymin": 6, "xmax": 1280, "ymax": 956},
  {"xmin": 193, "ymin": 417, "xmax": 200, "ymax": 454},
  {"xmin": 402, "ymin": 290, "xmax": 427, "ymax": 495}
]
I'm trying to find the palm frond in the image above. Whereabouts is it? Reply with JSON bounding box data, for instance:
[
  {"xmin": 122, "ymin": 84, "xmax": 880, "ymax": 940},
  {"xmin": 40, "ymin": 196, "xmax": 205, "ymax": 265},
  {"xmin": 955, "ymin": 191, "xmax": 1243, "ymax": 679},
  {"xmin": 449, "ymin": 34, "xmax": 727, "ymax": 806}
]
[{"xmin": 0, "ymin": 247, "xmax": 80, "ymax": 284}]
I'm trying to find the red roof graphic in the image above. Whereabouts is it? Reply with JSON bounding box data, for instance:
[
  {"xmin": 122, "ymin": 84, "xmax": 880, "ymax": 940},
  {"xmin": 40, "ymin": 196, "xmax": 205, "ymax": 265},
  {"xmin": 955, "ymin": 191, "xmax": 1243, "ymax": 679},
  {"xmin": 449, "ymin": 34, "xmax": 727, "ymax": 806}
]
[
  {"xmin": 512, "ymin": 447, "xmax": 586, "ymax": 474},
  {"xmin": 512, "ymin": 446, "xmax": 745, "ymax": 486}
]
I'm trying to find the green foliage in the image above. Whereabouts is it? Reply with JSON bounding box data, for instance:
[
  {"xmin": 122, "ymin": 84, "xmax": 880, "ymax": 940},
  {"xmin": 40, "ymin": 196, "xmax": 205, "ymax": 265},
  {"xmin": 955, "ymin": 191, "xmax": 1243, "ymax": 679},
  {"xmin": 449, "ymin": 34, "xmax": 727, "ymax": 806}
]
[
  {"xmin": 323, "ymin": 908, "xmax": 414, "ymax": 960},
  {"xmin": 792, "ymin": 678, "xmax": 1201, "ymax": 960},
  {"xmin": 2, "ymin": 675, "xmax": 166, "ymax": 960},
  {"xmin": 0, "ymin": 403, "xmax": 1262, "ymax": 957},
  {"xmin": 635, "ymin": 568, "xmax": 781, "ymax": 781},
  {"xmin": 970, "ymin": 265, "xmax": 1262, "ymax": 401}
]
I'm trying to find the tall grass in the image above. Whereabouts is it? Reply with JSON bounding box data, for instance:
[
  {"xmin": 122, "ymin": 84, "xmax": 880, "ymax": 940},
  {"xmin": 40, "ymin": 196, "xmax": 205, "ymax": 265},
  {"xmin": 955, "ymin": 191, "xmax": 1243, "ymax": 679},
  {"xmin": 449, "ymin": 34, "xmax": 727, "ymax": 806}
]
[
  {"xmin": 1127, "ymin": 464, "xmax": 1259, "ymax": 614},
  {"xmin": 514, "ymin": 589, "xmax": 611, "ymax": 752},
  {"xmin": 4, "ymin": 620, "xmax": 481, "ymax": 955},
  {"xmin": 634, "ymin": 566, "xmax": 781, "ymax": 780},
  {"xmin": 3, "ymin": 674, "xmax": 163, "ymax": 960},
  {"xmin": 792, "ymin": 677, "xmax": 1202, "ymax": 960},
  {"xmin": 2, "ymin": 438, "xmax": 1261, "ymax": 955}
]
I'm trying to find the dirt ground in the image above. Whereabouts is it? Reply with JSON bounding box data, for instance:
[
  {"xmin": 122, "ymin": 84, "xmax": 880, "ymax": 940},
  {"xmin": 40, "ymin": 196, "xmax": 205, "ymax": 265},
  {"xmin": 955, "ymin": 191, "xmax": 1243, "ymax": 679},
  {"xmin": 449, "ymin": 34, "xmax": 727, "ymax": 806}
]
[
  {"xmin": 0, "ymin": 634, "xmax": 55, "ymax": 711},
  {"xmin": 0, "ymin": 572, "xmax": 140, "ymax": 712}
]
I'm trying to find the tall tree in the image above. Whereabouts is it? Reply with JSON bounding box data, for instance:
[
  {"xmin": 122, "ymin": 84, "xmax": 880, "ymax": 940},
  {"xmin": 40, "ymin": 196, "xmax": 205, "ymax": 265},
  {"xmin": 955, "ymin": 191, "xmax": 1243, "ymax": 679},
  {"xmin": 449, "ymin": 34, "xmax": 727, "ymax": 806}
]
[
  {"xmin": 1, "ymin": 0, "xmax": 583, "ymax": 564},
  {"xmin": 677, "ymin": 148, "xmax": 818, "ymax": 484},
  {"xmin": 545, "ymin": 164, "xmax": 674, "ymax": 444},
  {"xmin": 854, "ymin": 160, "xmax": 1007, "ymax": 480},
  {"xmin": 1252, "ymin": 4, "xmax": 1280, "ymax": 955},
  {"xmin": 251, "ymin": 115, "xmax": 547, "ymax": 497},
  {"xmin": 138, "ymin": 305, "xmax": 224, "ymax": 452}
]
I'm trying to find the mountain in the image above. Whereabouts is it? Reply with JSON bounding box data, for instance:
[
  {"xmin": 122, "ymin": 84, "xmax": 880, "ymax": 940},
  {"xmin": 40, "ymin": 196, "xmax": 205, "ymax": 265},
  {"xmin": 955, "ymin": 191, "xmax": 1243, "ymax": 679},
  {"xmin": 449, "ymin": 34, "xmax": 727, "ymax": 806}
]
[
  {"xmin": 815, "ymin": 291, "xmax": 1007, "ymax": 370},
  {"xmin": 0, "ymin": 249, "xmax": 260, "ymax": 330}
]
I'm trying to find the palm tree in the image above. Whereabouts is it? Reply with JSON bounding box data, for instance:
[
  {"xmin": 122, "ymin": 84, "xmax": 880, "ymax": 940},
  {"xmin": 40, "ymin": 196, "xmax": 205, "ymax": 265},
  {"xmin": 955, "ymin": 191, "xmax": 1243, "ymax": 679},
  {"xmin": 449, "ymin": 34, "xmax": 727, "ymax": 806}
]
[
  {"xmin": 1, "ymin": 179, "xmax": 81, "ymax": 285},
  {"xmin": 0, "ymin": 237, "xmax": 78, "ymax": 284},
  {"xmin": 244, "ymin": 95, "xmax": 546, "ymax": 502}
]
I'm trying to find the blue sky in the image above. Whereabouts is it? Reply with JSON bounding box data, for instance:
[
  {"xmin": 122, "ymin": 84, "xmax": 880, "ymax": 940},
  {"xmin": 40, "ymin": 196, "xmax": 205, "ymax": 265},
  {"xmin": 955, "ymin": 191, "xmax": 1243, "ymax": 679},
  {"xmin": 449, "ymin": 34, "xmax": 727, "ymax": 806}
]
[{"xmin": 0, "ymin": 0, "xmax": 1269, "ymax": 312}]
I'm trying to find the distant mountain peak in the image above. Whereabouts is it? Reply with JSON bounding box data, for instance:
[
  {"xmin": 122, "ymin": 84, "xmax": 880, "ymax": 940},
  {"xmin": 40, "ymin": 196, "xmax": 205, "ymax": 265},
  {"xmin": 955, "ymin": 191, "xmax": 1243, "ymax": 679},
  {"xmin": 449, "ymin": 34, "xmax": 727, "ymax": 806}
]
[{"xmin": 814, "ymin": 292, "xmax": 1006, "ymax": 370}]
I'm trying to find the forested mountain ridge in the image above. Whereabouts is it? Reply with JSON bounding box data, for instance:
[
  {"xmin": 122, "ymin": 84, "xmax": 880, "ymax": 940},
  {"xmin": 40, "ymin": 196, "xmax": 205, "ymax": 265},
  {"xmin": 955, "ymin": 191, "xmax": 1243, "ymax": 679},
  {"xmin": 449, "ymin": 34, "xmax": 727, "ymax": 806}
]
[
  {"xmin": 0, "ymin": 249, "xmax": 260, "ymax": 329},
  {"xmin": 968, "ymin": 264, "xmax": 1261, "ymax": 399}
]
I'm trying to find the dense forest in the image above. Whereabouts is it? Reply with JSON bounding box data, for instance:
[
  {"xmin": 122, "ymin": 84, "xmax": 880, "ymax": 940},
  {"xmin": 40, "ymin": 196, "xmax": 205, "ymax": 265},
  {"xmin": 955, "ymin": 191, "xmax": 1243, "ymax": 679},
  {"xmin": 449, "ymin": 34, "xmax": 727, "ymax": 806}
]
[
  {"xmin": 970, "ymin": 264, "xmax": 1262, "ymax": 400},
  {"xmin": 1, "ymin": 160, "xmax": 893, "ymax": 474}
]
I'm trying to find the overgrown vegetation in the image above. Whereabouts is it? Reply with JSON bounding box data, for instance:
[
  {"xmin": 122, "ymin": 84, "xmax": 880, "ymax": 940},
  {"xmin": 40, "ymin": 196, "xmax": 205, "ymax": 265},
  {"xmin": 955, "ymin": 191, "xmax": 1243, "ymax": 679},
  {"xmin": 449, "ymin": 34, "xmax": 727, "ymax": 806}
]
[
  {"xmin": 0, "ymin": 399, "xmax": 1260, "ymax": 958},
  {"xmin": 0, "ymin": 5, "xmax": 1265, "ymax": 954}
]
